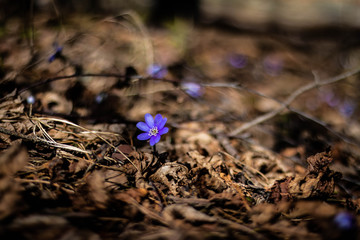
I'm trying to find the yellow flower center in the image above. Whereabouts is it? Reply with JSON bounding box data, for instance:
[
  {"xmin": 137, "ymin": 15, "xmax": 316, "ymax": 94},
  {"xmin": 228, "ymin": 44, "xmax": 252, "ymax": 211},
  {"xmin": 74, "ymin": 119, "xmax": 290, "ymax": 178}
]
[{"xmin": 148, "ymin": 127, "xmax": 158, "ymax": 136}]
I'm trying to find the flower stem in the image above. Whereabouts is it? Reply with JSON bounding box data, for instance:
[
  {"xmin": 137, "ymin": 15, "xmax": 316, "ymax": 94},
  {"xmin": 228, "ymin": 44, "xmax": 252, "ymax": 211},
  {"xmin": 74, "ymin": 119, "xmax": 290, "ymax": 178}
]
[{"xmin": 152, "ymin": 144, "xmax": 158, "ymax": 158}]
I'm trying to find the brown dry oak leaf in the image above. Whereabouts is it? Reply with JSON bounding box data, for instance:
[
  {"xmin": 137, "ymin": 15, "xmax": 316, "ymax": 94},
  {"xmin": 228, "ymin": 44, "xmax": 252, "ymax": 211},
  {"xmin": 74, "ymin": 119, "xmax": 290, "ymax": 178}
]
[{"xmin": 268, "ymin": 150, "xmax": 341, "ymax": 203}]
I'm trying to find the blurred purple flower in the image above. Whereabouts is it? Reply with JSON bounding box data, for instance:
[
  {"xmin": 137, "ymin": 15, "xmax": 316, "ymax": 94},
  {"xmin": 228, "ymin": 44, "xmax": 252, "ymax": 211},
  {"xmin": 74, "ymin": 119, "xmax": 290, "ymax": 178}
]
[
  {"xmin": 136, "ymin": 113, "xmax": 169, "ymax": 146},
  {"xmin": 263, "ymin": 56, "xmax": 283, "ymax": 76},
  {"xmin": 95, "ymin": 92, "xmax": 107, "ymax": 104},
  {"xmin": 334, "ymin": 212, "xmax": 356, "ymax": 230},
  {"xmin": 319, "ymin": 89, "xmax": 341, "ymax": 107},
  {"xmin": 181, "ymin": 82, "xmax": 204, "ymax": 98},
  {"xmin": 328, "ymin": 97, "xmax": 340, "ymax": 108},
  {"xmin": 228, "ymin": 53, "xmax": 247, "ymax": 69},
  {"xmin": 147, "ymin": 64, "xmax": 168, "ymax": 78},
  {"xmin": 327, "ymin": 93, "xmax": 340, "ymax": 107},
  {"xmin": 339, "ymin": 100, "xmax": 356, "ymax": 118},
  {"xmin": 48, "ymin": 45, "xmax": 63, "ymax": 63}
]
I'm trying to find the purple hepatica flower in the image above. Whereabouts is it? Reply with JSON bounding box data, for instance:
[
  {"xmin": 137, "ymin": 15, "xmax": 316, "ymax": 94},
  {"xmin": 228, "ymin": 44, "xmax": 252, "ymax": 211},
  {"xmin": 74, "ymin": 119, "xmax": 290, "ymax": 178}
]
[
  {"xmin": 181, "ymin": 82, "xmax": 204, "ymax": 98},
  {"xmin": 136, "ymin": 113, "xmax": 169, "ymax": 146},
  {"xmin": 319, "ymin": 89, "xmax": 339, "ymax": 107},
  {"xmin": 334, "ymin": 212, "xmax": 356, "ymax": 230},
  {"xmin": 95, "ymin": 92, "xmax": 107, "ymax": 104},
  {"xmin": 339, "ymin": 99, "xmax": 356, "ymax": 118},
  {"xmin": 147, "ymin": 64, "xmax": 168, "ymax": 78},
  {"xmin": 263, "ymin": 56, "xmax": 283, "ymax": 76},
  {"xmin": 48, "ymin": 45, "xmax": 63, "ymax": 63},
  {"xmin": 228, "ymin": 53, "xmax": 248, "ymax": 69}
]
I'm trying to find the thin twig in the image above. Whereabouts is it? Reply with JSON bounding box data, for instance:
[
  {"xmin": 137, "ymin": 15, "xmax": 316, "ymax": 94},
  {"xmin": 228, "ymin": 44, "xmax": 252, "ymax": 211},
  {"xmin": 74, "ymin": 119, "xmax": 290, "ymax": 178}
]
[
  {"xmin": 0, "ymin": 126, "xmax": 45, "ymax": 144},
  {"xmin": 229, "ymin": 67, "xmax": 360, "ymax": 136},
  {"xmin": 205, "ymin": 80, "xmax": 357, "ymax": 145}
]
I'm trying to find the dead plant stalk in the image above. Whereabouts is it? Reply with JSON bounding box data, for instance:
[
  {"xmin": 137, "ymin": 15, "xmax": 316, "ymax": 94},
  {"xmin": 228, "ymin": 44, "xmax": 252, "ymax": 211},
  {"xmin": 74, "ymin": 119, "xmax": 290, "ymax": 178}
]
[{"xmin": 229, "ymin": 67, "xmax": 360, "ymax": 136}]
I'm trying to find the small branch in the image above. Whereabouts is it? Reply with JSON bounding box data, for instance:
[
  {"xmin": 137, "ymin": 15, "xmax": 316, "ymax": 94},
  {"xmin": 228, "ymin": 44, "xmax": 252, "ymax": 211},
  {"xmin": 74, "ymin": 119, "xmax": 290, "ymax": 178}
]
[
  {"xmin": 205, "ymin": 75, "xmax": 358, "ymax": 145},
  {"xmin": 0, "ymin": 122, "xmax": 90, "ymax": 154},
  {"xmin": 229, "ymin": 67, "xmax": 360, "ymax": 136},
  {"xmin": 0, "ymin": 126, "xmax": 45, "ymax": 144}
]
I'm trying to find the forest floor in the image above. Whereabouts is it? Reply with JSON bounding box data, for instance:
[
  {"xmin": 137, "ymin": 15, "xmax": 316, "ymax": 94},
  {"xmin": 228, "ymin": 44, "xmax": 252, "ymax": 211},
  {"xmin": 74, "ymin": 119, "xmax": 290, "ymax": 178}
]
[{"xmin": 0, "ymin": 11, "xmax": 360, "ymax": 240}]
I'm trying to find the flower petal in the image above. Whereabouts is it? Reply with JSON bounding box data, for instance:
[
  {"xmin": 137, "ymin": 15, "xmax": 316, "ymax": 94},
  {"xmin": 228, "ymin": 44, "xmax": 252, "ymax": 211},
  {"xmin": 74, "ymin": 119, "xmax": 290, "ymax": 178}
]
[
  {"xmin": 154, "ymin": 114, "xmax": 163, "ymax": 126},
  {"xmin": 137, "ymin": 132, "xmax": 151, "ymax": 140},
  {"xmin": 136, "ymin": 122, "xmax": 150, "ymax": 132},
  {"xmin": 145, "ymin": 113, "xmax": 154, "ymax": 128},
  {"xmin": 150, "ymin": 135, "xmax": 161, "ymax": 146},
  {"xmin": 158, "ymin": 127, "xmax": 168, "ymax": 135},
  {"xmin": 158, "ymin": 117, "xmax": 167, "ymax": 129}
]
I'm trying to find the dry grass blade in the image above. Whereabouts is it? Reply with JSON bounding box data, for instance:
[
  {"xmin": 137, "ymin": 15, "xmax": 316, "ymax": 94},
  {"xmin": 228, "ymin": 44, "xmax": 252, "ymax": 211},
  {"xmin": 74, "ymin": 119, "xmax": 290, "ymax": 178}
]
[
  {"xmin": 104, "ymin": 11, "xmax": 154, "ymax": 68},
  {"xmin": 32, "ymin": 117, "xmax": 91, "ymax": 154},
  {"xmin": 31, "ymin": 117, "xmax": 139, "ymax": 171}
]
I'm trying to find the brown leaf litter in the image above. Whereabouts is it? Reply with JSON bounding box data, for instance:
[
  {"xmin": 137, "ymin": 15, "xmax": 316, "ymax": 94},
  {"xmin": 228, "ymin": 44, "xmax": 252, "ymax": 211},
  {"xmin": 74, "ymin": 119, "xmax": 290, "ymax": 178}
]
[{"xmin": 268, "ymin": 149, "xmax": 342, "ymax": 202}]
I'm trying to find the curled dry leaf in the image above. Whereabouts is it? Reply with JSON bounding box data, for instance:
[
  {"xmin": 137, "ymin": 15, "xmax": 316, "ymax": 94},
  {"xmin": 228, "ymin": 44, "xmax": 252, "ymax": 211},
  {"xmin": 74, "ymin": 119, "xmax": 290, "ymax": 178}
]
[
  {"xmin": 307, "ymin": 150, "xmax": 333, "ymax": 173},
  {"xmin": 187, "ymin": 151, "xmax": 228, "ymax": 197},
  {"xmin": 267, "ymin": 177, "xmax": 293, "ymax": 202},
  {"xmin": 150, "ymin": 162, "xmax": 189, "ymax": 196},
  {"xmin": 268, "ymin": 150, "xmax": 341, "ymax": 202}
]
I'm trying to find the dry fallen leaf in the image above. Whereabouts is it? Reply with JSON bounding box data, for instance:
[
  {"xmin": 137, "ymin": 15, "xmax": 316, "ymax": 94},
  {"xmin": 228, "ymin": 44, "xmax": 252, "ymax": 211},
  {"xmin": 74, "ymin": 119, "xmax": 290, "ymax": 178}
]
[
  {"xmin": 0, "ymin": 91, "xmax": 24, "ymax": 119},
  {"xmin": 268, "ymin": 150, "xmax": 341, "ymax": 202},
  {"xmin": 0, "ymin": 144, "xmax": 28, "ymax": 219},
  {"xmin": 150, "ymin": 162, "xmax": 189, "ymax": 196}
]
